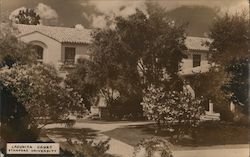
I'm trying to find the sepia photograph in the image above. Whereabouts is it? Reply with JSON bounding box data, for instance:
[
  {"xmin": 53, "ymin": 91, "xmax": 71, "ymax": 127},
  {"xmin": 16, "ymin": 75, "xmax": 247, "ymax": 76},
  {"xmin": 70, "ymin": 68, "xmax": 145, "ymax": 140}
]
[{"xmin": 0, "ymin": 0, "xmax": 249, "ymax": 157}]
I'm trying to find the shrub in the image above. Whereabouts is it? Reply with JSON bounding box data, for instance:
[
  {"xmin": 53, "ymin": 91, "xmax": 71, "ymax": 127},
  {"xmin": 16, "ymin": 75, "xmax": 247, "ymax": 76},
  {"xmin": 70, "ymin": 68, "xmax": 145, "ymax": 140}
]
[
  {"xmin": 67, "ymin": 137, "xmax": 113, "ymax": 157},
  {"xmin": 0, "ymin": 64, "xmax": 87, "ymax": 142},
  {"xmin": 141, "ymin": 85, "xmax": 204, "ymax": 139},
  {"xmin": 133, "ymin": 137, "xmax": 173, "ymax": 157}
]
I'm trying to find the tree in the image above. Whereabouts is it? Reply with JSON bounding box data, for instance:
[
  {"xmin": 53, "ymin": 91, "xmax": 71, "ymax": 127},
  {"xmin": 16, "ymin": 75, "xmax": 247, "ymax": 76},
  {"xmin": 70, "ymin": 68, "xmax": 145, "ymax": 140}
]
[
  {"xmin": 13, "ymin": 8, "xmax": 40, "ymax": 25},
  {"xmin": 65, "ymin": 58, "xmax": 99, "ymax": 110},
  {"xmin": 0, "ymin": 24, "xmax": 36, "ymax": 67},
  {"xmin": 208, "ymin": 12, "xmax": 249, "ymax": 114},
  {"xmin": 0, "ymin": 25, "xmax": 86, "ymax": 142},
  {"xmin": 0, "ymin": 65, "xmax": 87, "ymax": 143},
  {"xmin": 141, "ymin": 85, "xmax": 204, "ymax": 139},
  {"xmin": 67, "ymin": 5, "xmax": 187, "ymax": 119},
  {"xmin": 188, "ymin": 68, "xmax": 233, "ymax": 120}
]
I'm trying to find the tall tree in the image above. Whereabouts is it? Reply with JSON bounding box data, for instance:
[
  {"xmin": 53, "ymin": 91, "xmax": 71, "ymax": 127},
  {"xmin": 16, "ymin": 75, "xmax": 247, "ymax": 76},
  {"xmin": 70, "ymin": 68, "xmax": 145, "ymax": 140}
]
[
  {"xmin": 208, "ymin": 12, "xmax": 249, "ymax": 114},
  {"xmin": 67, "ymin": 5, "xmax": 187, "ymax": 118},
  {"xmin": 13, "ymin": 8, "xmax": 40, "ymax": 25}
]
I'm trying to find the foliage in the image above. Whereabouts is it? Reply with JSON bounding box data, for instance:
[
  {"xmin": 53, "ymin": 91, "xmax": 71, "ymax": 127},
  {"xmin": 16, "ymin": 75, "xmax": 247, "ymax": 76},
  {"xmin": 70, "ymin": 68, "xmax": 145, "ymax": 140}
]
[
  {"xmin": 66, "ymin": 5, "xmax": 187, "ymax": 118},
  {"xmin": 107, "ymin": 94, "xmax": 144, "ymax": 120},
  {"xmin": 141, "ymin": 85, "xmax": 204, "ymax": 138},
  {"xmin": 133, "ymin": 137, "xmax": 173, "ymax": 157},
  {"xmin": 207, "ymin": 12, "xmax": 249, "ymax": 114},
  {"xmin": 0, "ymin": 86, "xmax": 39, "ymax": 142},
  {"xmin": 0, "ymin": 64, "xmax": 86, "ymax": 128},
  {"xmin": 0, "ymin": 24, "xmax": 87, "ymax": 142},
  {"xmin": 224, "ymin": 58, "xmax": 249, "ymax": 114},
  {"xmin": 0, "ymin": 26, "xmax": 37, "ymax": 142},
  {"xmin": 208, "ymin": 13, "xmax": 248, "ymax": 64},
  {"xmin": 0, "ymin": 24, "xmax": 36, "ymax": 67},
  {"xmin": 0, "ymin": 64, "xmax": 86, "ymax": 142},
  {"xmin": 12, "ymin": 8, "xmax": 40, "ymax": 25},
  {"xmin": 90, "ymin": 7, "xmax": 187, "ymax": 89},
  {"xmin": 65, "ymin": 58, "xmax": 99, "ymax": 110},
  {"xmin": 187, "ymin": 68, "xmax": 233, "ymax": 120},
  {"xmin": 67, "ymin": 137, "xmax": 113, "ymax": 157}
]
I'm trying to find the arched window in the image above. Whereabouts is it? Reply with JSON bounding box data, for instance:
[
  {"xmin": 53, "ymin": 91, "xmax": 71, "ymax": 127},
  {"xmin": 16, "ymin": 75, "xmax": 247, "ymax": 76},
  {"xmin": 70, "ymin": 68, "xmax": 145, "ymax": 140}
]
[{"xmin": 33, "ymin": 45, "xmax": 44, "ymax": 62}]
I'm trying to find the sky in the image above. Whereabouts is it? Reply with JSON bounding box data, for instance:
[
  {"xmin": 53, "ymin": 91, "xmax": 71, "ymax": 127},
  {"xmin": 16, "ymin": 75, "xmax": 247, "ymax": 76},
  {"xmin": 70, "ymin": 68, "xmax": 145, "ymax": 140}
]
[{"xmin": 1, "ymin": 0, "xmax": 249, "ymax": 36}]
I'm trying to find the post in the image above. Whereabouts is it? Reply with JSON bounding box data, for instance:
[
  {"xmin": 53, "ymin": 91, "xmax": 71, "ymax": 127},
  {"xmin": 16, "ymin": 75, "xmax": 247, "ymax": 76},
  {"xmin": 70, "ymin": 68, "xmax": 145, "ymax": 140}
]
[
  {"xmin": 230, "ymin": 101, "xmax": 236, "ymax": 113},
  {"xmin": 209, "ymin": 100, "xmax": 214, "ymax": 114}
]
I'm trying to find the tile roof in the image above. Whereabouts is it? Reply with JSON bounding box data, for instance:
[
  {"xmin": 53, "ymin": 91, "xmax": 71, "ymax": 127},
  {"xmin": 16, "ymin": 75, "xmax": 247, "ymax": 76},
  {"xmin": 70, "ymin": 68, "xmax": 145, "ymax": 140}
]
[
  {"xmin": 14, "ymin": 24, "xmax": 211, "ymax": 50},
  {"xmin": 16, "ymin": 24, "xmax": 92, "ymax": 44},
  {"xmin": 185, "ymin": 36, "xmax": 211, "ymax": 51}
]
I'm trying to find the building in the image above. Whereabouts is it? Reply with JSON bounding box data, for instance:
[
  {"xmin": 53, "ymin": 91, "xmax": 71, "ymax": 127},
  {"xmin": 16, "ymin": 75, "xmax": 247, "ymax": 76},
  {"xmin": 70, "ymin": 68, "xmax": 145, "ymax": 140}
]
[
  {"xmin": 15, "ymin": 24, "xmax": 91, "ymax": 76},
  {"xmin": 14, "ymin": 24, "xmax": 211, "ymax": 76},
  {"xmin": 14, "ymin": 24, "xmax": 219, "ymax": 120},
  {"xmin": 181, "ymin": 36, "xmax": 211, "ymax": 76}
]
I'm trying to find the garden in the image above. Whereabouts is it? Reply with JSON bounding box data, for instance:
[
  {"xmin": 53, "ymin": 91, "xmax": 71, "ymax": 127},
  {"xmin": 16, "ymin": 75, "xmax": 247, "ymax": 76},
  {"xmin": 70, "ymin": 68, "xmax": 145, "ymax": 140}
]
[{"xmin": 0, "ymin": 3, "xmax": 249, "ymax": 157}]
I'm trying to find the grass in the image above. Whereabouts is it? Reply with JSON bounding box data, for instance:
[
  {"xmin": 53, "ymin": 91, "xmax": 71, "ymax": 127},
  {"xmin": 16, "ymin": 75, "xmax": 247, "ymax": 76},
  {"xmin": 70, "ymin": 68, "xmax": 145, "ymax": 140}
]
[
  {"xmin": 103, "ymin": 121, "xmax": 249, "ymax": 149},
  {"xmin": 76, "ymin": 119, "xmax": 150, "ymax": 124},
  {"xmin": 42, "ymin": 128, "xmax": 98, "ymax": 140},
  {"xmin": 40, "ymin": 128, "xmax": 100, "ymax": 156}
]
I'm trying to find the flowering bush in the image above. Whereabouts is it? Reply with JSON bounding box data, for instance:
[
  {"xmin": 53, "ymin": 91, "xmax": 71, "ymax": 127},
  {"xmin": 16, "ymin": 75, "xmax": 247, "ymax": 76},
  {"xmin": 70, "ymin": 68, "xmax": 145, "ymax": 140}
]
[
  {"xmin": 141, "ymin": 85, "xmax": 204, "ymax": 138},
  {"xmin": 0, "ymin": 64, "xmax": 87, "ymax": 127},
  {"xmin": 133, "ymin": 137, "xmax": 173, "ymax": 157}
]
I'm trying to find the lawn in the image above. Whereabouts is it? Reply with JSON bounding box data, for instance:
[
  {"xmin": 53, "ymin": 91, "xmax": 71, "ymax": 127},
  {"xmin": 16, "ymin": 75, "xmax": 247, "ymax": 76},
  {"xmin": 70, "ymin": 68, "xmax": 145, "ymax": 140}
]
[
  {"xmin": 39, "ymin": 128, "xmax": 101, "ymax": 157},
  {"xmin": 42, "ymin": 128, "xmax": 98, "ymax": 140},
  {"xmin": 103, "ymin": 121, "xmax": 249, "ymax": 149},
  {"xmin": 76, "ymin": 119, "xmax": 150, "ymax": 124}
]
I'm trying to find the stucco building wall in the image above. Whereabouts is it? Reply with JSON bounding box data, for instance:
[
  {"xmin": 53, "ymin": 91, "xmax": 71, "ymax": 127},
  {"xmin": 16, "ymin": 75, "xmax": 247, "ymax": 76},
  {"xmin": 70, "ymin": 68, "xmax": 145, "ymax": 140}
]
[
  {"xmin": 181, "ymin": 50, "xmax": 209, "ymax": 71},
  {"xmin": 19, "ymin": 32, "xmax": 61, "ymax": 69},
  {"xmin": 61, "ymin": 43, "xmax": 90, "ymax": 63}
]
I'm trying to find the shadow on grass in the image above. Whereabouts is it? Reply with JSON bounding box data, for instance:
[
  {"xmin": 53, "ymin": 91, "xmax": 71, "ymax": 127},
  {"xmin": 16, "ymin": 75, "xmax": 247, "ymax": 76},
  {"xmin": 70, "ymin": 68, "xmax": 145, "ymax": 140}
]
[
  {"xmin": 43, "ymin": 128, "xmax": 99, "ymax": 140},
  {"xmin": 103, "ymin": 122, "xmax": 249, "ymax": 147}
]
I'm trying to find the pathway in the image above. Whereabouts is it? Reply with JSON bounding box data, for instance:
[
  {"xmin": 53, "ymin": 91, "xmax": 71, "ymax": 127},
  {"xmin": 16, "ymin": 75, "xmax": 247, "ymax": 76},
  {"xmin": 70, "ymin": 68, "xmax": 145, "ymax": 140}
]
[
  {"xmin": 45, "ymin": 121, "xmax": 249, "ymax": 157},
  {"xmin": 45, "ymin": 121, "xmax": 154, "ymax": 132},
  {"xmin": 45, "ymin": 121, "xmax": 153, "ymax": 157},
  {"xmin": 173, "ymin": 148, "xmax": 249, "ymax": 157}
]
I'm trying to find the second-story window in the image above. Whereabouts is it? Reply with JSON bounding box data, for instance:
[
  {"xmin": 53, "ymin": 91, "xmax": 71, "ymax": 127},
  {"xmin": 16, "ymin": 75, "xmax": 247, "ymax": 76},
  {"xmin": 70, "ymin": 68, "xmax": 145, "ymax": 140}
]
[
  {"xmin": 193, "ymin": 54, "xmax": 201, "ymax": 67},
  {"xmin": 65, "ymin": 47, "xmax": 76, "ymax": 64}
]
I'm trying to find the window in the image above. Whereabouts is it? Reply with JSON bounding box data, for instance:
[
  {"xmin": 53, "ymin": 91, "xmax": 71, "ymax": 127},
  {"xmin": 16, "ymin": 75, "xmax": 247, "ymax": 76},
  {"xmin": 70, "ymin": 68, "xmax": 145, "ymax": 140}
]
[
  {"xmin": 193, "ymin": 54, "xmax": 201, "ymax": 67},
  {"xmin": 32, "ymin": 45, "xmax": 43, "ymax": 62},
  {"xmin": 65, "ymin": 47, "xmax": 76, "ymax": 64}
]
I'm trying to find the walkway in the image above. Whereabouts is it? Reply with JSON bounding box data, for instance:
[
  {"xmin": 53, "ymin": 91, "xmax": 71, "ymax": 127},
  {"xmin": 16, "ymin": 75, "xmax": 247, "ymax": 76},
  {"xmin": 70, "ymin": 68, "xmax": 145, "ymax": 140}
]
[
  {"xmin": 45, "ymin": 121, "xmax": 153, "ymax": 157},
  {"xmin": 45, "ymin": 121, "xmax": 154, "ymax": 132},
  {"xmin": 173, "ymin": 148, "xmax": 249, "ymax": 157},
  {"xmin": 45, "ymin": 121, "xmax": 249, "ymax": 157}
]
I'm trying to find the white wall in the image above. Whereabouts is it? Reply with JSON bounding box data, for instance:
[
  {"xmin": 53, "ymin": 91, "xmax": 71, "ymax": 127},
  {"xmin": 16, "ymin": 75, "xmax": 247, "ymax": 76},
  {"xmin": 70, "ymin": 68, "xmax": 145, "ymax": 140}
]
[
  {"xmin": 61, "ymin": 43, "xmax": 90, "ymax": 63},
  {"xmin": 19, "ymin": 32, "xmax": 210, "ymax": 76},
  {"xmin": 19, "ymin": 32, "xmax": 62, "ymax": 69},
  {"xmin": 181, "ymin": 50, "xmax": 209, "ymax": 71},
  {"xmin": 19, "ymin": 32, "xmax": 91, "ymax": 69}
]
